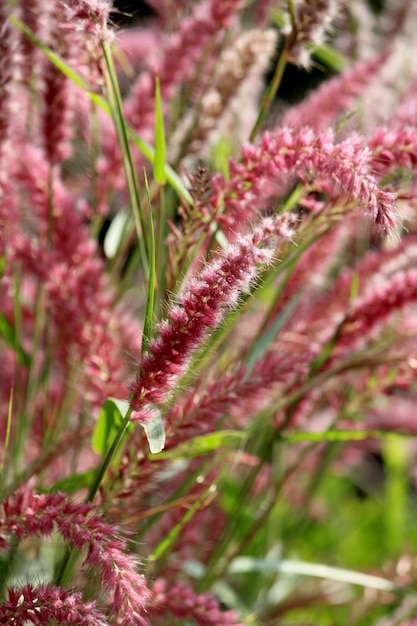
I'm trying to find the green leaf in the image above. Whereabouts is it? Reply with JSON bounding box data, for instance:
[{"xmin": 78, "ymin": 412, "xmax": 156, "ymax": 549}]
[
  {"xmin": 0, "ymin": 313, "xmax": 30, "ymax": 366},
  {"xmin": 10, "ymin": 16, "xmax": 97, "ymax": 95},
  {"xmin": 92, "ymin": 398, "xmax": 130, "ymax": 455},
  {"xmin": 154, "ymin": 77, "xmax": 166, "ymax": 185},
  {"xmin": 140, "ymin": 404, "xmax": 165, "ymax": 453},
  {"xmin": 228, "ymin": 557, "xmax": 407, "ymax": 594},
  {"xmin": 47, "ymin": 469, "xmax": 96, "ymax": 494},
  {"xmin": 155, "ymin": 430, "xmax": 246, "ymax": 460},
  {"xmin": 279, "ymin": 429, "xmax": 417, "ymax": 443},
  {"xmin": 141, "ymin": 175, "xmax": 156, "ymax": 353},
  {"xmin": 101, "ymin": 39, "xmax": 149, "ymax": 273},
  {"xmin": 310, "ymin": 42, "xmax": 346, "ymax": 72},
  {"xmin": 129, "ymin": 133, "xmax": 192, "ymax": 204}
]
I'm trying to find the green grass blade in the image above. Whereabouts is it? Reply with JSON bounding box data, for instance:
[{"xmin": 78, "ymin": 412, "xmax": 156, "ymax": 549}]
[
  {"xmin": 141, "ymin": 174, "xmax": 156, "ymax": 352},
  {"xmin": 149, "ymin": 485, "xmax": 215, "ymax": 562},
  {"xmin": 46, "ymin": 470, "xmax": 96, "ymax": 494},
  {"xmin": 92, "ymin": 398, "xmax": 131, "ymax": 456},
  {"xmin": 153, "ymin": 77, "xmax": 167, "ymax": 185},
  {"xmin": 9, "ymin": 16, "xmax": 100, "ymax": 98},
  {"xmin": 101, "ymin": 39, "xmax": 149, "ymax": 272},
  {"xmin": 279, "ymin": 429, "xmax": 417, "ymax": 443},
  {"xmin": 0, "ymin": 388, "xmax": 13, "ymax": 485},
  {"xmin": 154, "ymin": 430, "xmax": 246, "ymax": 460},
  {"xmin": 309, "ymin": 42, "xmax": 346, "ymax": 71},
  {"xmin": 129, "ymin": 132, "xmax": 192, "ymax": 203},
  {"xmin": 0, "ymin": 313, "xmax": 30, "ymax": 366},
  {"xmin": 383, "ymin": 436, "xmax": 410, "ymax": 554}
]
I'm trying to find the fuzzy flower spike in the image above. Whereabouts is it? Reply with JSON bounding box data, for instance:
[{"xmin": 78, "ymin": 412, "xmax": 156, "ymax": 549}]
[
  {"xmin": 130, "ymin": 213, "xmax": 296, "ymax": 418},
  {"xmin": 0, "ymin": 491, "xmax": 151, "ymax": 625}
]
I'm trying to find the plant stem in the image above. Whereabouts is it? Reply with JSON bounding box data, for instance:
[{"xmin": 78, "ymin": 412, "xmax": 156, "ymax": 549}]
[
  {"xmin": 86, "ymin": 407, "xmax": 133, "ymax": 504},
  {"xmin": 249, "ymin": 25, "xmax": 298, "ymax": 141},
  {"xmin": 101, "ymin": 39, "xmax": 149, "ymax": 274}
]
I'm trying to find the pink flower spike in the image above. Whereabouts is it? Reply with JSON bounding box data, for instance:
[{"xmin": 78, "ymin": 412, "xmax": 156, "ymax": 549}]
[
  {"xmin": 281, "ymin": 53, "xmax": 389, "ymax": 131},
  {"xmin": 125, "ymin": 0, "xmax": 242, "ymax": 137},
  {"xmin": 130, "ymin": 214, "xmax": 296, "ymax": 416},
  {"xmin": 0, "ymin": 584, "xmax": 107, "ymax": 626},
  {"xmin": 1, "ymin": 490, "xmax": 151, "ymax": 625},
  {"xmin": 211, "ymin": 127, "xmax": 398, "ymax": 234},
  {"xmin": 368, "ymin": 125, "xmax": 417, "ymax": 175},
  {"xmin": 151, "ymin": 579, "xmax": 244, "ymax": 625},
  {"xmin": 341, "ymin": 270, "xmax": 417, "ymax": 344}
]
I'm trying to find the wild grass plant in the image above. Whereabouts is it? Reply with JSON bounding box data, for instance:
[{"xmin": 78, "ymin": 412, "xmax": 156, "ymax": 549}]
[{"xmin": 2, "ymin": 0, "xmax": 417, "ymax": 623}]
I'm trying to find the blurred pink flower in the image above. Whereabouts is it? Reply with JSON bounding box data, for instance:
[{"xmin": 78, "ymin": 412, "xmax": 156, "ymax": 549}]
[
  {"xmin": 0, "ymin": 584, "xmax": 107, "ymax": 626},
  {"xmin": 1, "ymin": 490, "xmax": 151, "ymax": 625},
  {"xmin": 211, "ymin": 127, "xmax": 397, "ymax": 233},
  {"xmin": 151, "ymin": 579, "xmax": 244, "ymax": 625}
]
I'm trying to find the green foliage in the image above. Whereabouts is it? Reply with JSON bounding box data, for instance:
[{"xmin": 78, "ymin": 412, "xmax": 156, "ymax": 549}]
[
  {"xmin": 4, "ymin": 2, "xmax": 417, "ymax": 625},
  {"xmin": 154, "ymin": 77, "xmax": 167, "ymax": 186},
  {"xmin": 0, "ymin": 313, "xmax": 29, "ymax": 366},
  {"xmin": 92, "ymin": 398, "xmax": 131, "ymax": 456}
]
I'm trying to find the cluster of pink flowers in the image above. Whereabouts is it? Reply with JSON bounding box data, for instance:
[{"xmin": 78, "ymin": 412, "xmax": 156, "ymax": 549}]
[
  {"xmin": 125, "ymin": 0, "xmax": 243, "ymax": 136},
  {"xmin": 0, "ymin": 585, "xmax": 107, "ymax": 626},
  {"xmin": 0, "ymin": 490, "xmax": 151, "ymax": 625},
  {"xmin": 151, "ymin": 579, "xmax": 244, "ymax": 625},
  {"xmin": 3, "ymin": 0, "xmax": 417, "ymax": 624}
]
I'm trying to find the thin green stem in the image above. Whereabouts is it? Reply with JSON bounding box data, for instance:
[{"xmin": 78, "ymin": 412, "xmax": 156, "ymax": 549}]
[
  {"xmin": 101, "ymin": 39, "xmax": 149, "ymax": 274},
  {"xmin": 287, "ymin": 0, "xmax": 296, "ymax": 25},
  {"xmin": 89, "ymin": 102, "xmax": 100, "ymax": 226},
  {"xmin": 86, "ymin": 407, "xmax": 133, "ymax": 504},
  {"xmin": 155, "ymin": 185, "xmax": 168, "ymax": 320},
  {"xmin": 249, "ymin": 11, "xmax": 298, "ymax": 141},
  {"xmin": 0, "ymin": 388, "xmax": 13, "ymax": 487}
]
